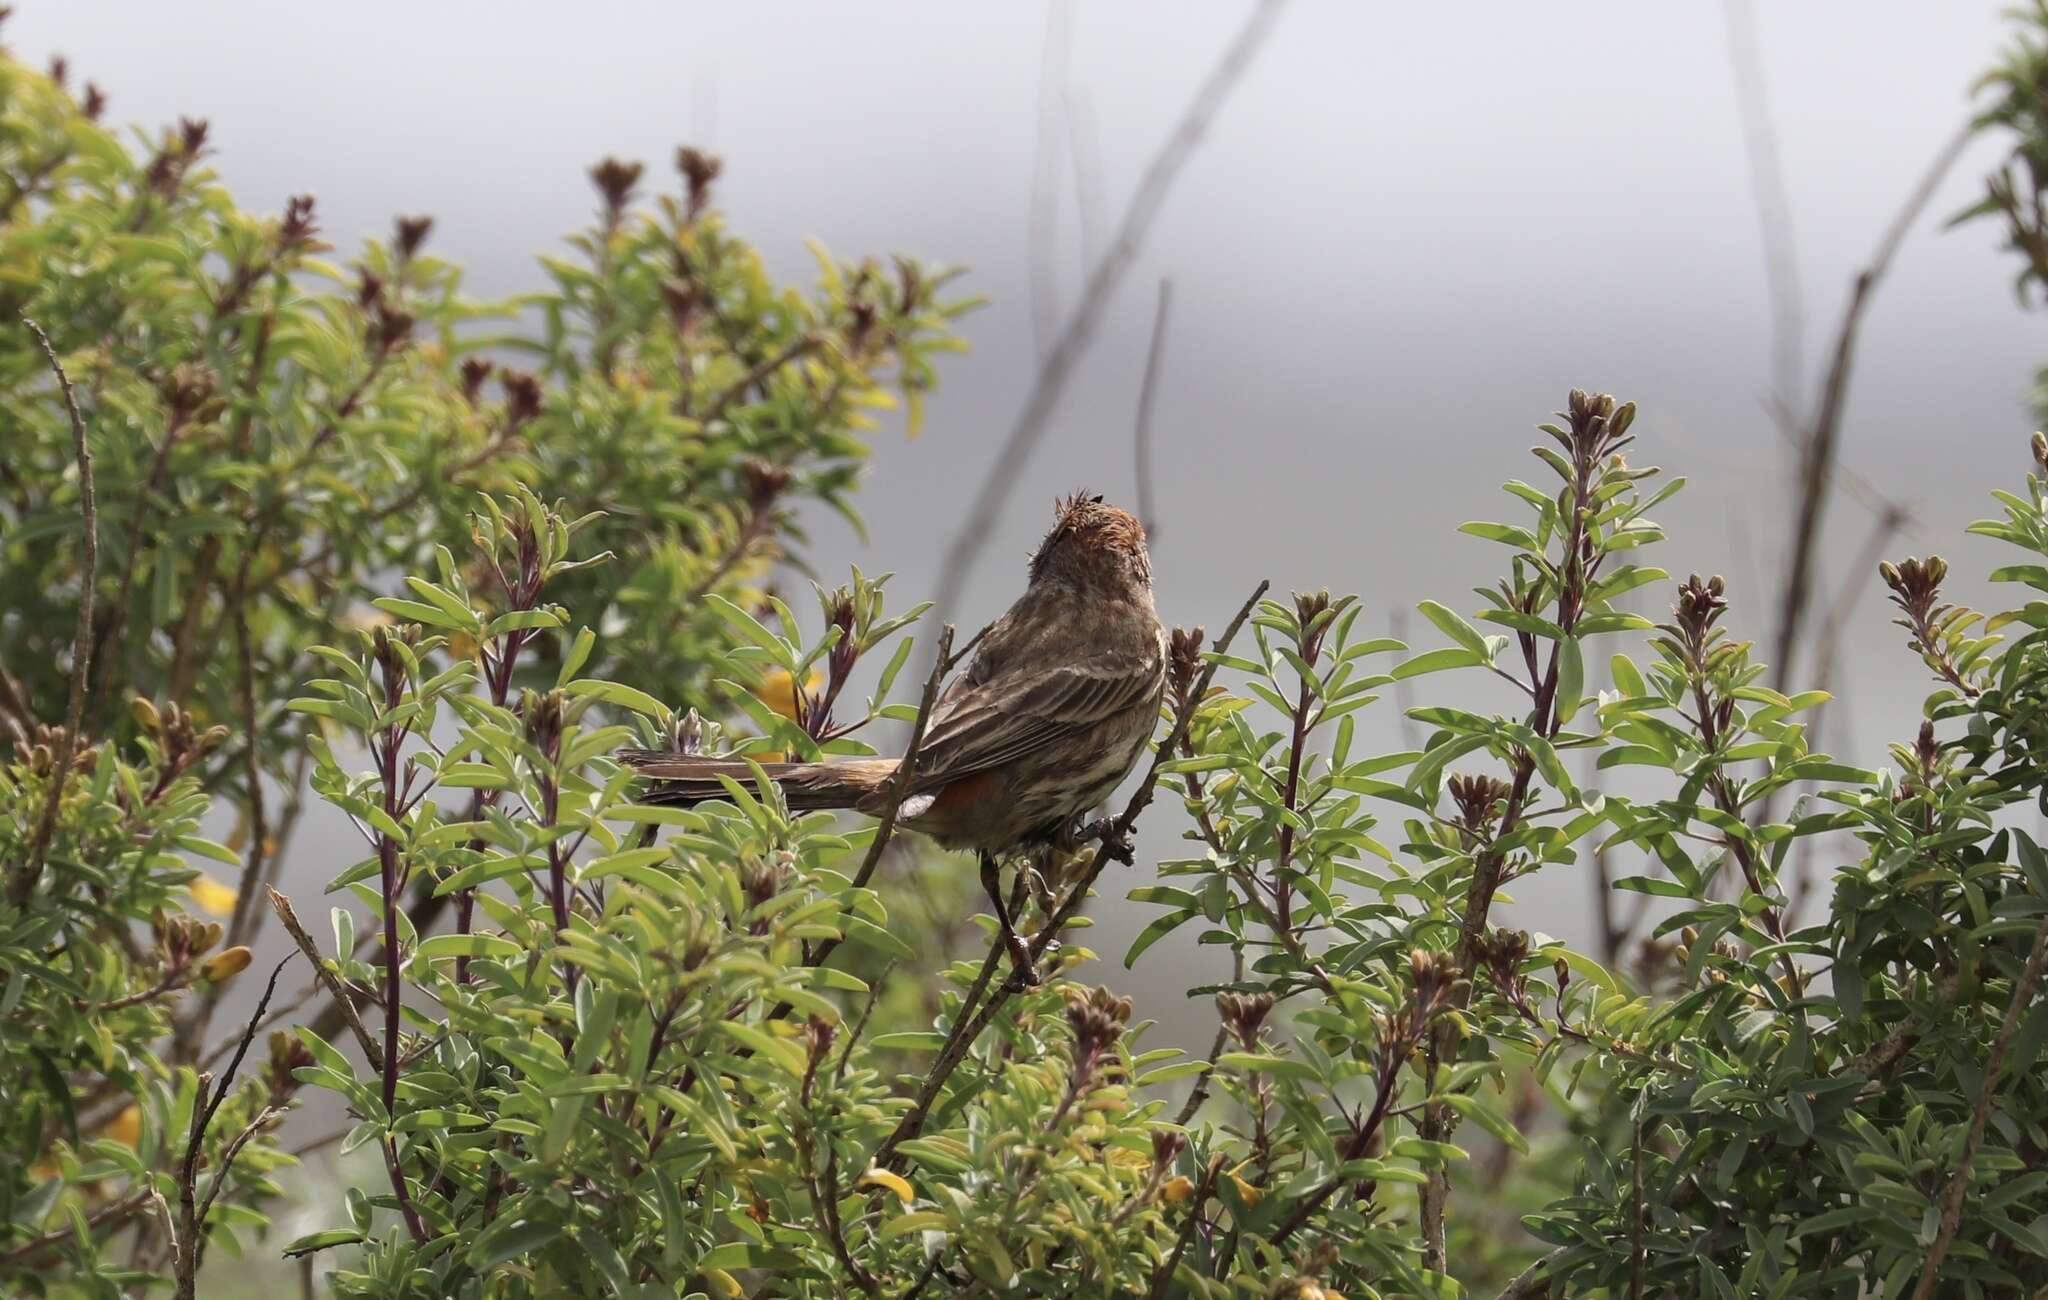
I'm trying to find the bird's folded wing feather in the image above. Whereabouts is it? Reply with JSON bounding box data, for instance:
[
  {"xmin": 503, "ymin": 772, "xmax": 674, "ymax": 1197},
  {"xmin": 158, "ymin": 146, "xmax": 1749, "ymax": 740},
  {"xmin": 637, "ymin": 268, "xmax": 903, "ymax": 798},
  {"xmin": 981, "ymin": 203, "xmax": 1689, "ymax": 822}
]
[{"xmin": 910, "ymin": 652, "xmax": 1160, "ymax": 786}]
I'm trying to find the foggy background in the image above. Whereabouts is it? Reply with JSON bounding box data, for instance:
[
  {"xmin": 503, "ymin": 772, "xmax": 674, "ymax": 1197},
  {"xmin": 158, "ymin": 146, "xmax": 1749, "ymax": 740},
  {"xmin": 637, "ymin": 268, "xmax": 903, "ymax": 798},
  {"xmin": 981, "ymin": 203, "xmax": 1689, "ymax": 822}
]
[{"xmin": 12, "ymin": 2, "xmax": 2043, "ymax": 1058}]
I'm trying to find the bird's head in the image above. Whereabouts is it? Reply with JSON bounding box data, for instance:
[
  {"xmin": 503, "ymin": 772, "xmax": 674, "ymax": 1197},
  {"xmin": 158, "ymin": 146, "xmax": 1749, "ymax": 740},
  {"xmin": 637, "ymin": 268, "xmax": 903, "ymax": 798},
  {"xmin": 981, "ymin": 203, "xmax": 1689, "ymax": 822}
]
[{"xmin": 1029, "ymin": 491, "xmax": 1151, "ymax": 589}]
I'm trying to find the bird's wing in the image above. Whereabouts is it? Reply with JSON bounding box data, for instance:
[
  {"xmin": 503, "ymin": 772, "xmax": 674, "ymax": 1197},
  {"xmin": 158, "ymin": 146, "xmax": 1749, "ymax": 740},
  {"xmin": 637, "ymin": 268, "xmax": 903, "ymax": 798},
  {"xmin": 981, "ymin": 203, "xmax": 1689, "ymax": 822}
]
[{"xmin": 908, "ymin": 650, "xmax": 1161, "ymax": 787}]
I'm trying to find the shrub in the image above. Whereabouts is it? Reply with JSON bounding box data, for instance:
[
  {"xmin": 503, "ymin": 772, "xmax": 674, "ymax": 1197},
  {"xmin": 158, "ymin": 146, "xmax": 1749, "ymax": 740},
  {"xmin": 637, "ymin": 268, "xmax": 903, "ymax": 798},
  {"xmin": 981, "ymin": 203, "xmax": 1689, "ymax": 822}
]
[{"xmin": 8, "ymin": 12, "xmax": 2048, "ymax": 1300}]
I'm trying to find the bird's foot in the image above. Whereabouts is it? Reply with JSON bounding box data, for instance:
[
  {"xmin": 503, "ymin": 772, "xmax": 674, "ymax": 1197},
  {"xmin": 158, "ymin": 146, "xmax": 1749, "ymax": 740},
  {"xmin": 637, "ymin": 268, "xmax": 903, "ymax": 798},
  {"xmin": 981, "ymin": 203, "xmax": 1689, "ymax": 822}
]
[
  {"xmin": 1074, "ymin": 817, "xmax": 1135, "ymax": 865},
  {"xmin": 1002, "ymin": 933, "xmax": 1041, "ymax": 990}
]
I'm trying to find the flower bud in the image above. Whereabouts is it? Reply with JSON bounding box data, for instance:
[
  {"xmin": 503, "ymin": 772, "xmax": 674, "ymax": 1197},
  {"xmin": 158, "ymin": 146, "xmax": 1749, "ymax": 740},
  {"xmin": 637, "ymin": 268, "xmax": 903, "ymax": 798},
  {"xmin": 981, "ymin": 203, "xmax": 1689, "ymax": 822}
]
[{"xmin": 200, "ymin": 945, "xmax": 252, "ymax": 982}]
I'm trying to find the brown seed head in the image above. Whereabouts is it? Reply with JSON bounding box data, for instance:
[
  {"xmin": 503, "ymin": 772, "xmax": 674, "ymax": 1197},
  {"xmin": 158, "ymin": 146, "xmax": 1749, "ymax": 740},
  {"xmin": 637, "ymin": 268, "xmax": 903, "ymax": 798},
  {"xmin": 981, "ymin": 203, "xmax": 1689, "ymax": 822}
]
[
  {"xmin": 393, "ymin": 214, "xmax": 433, "ymax": 260},
  {"xmin": 1215, "ymin": 989, "xmax": 1276, "ymax": 1049},
  {"xmin": 459, "ymin": 356, "xmax": 495, "ymax": 405},
  {"xmin": 589, "ymin": 156, "xmax": 643, "ymax": 220},
  {"xmin": 677, "ymin": 146, "xmax": 722, "ymax": 219}
]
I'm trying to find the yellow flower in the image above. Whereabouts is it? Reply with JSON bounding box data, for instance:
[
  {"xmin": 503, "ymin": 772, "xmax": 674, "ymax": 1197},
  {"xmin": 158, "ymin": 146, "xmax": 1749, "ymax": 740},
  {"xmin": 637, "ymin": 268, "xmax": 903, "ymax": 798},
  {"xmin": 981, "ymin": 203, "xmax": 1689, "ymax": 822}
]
[
  {"xmin": 1228, "ymin": 1162, "xmax": 1263, "ymax": 1207},
  {"xmin": 859, "ymin": 1168, "xmax": 916, "ymax": 1204},
  {"xmin": 200, "ymin": 945, "xmax": 252, "ymax": 982},
  {"xmin": 754, "ymin": 668, "xmax": 823, "ymax": 723},
  {"xmin": 100, "ymin": 1105, "xmax": 141, "ymax": 1150},
  {"xmin": 188, "ymin": 874, "xmax": 238, "ymax": 919},
  {"xmin": 1161, "ymin": 1175, "xmax": 1196, "ymax": 1204}
]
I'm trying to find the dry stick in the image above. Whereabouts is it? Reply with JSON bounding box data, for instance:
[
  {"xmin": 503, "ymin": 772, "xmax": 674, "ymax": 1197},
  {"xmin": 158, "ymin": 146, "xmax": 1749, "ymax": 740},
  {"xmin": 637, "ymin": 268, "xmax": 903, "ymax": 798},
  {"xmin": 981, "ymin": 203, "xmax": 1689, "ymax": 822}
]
[
  {"xmin": 223, "ymin": 556, "xmax": 269, "ymax": 948},
  {"xmin": 13, "ymin": 315, "xmax": 96, "ymax": 908},
  {"xmin": 1772, "ymin": 121, "xmax": 1972, "ymax": 692},
  {"xmin": 1491, "ymin": 1248, "xmax": 1569, "ymax": 1300},
  {"xmin": 267, "ymin": 886, "xmax": 380, "ymax": 1060},
  {"xmin": 1029, "ymin": 0, "xmax": 1077, "ymax": 362},
  {"xmin": 1723, "ymin": 0, "xmax": 1805, "ymax": 416},
  {"xmin": 1131, "ymin": 279, "xmax": 1173, "ymax": 540},
  {"xmin": 1909, "ymin": 913, "xmax": 2048, "ymax": 1300},
  {"xmin": 926, "ymin": 0, "xmax": 1288, "ymax": 638},
  {"xmin": 173, "ymin": 954, "xmax": 293, "ymax": 1300},
  {"xmin": 1065, "ymin": 87, "xmax": 1109, "ymax": 271},
  {"xmin": 873, "ymin": 579, "xmax": 1269, "ymax": 1172}
]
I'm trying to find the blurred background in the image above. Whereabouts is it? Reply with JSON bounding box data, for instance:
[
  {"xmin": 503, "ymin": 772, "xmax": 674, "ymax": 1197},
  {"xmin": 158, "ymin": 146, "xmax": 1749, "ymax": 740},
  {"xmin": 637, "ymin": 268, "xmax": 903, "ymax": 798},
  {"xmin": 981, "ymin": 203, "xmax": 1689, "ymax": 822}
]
[{"xmin": 10, "ymin": 0, "xmax": 2039, "ymax": 1058}]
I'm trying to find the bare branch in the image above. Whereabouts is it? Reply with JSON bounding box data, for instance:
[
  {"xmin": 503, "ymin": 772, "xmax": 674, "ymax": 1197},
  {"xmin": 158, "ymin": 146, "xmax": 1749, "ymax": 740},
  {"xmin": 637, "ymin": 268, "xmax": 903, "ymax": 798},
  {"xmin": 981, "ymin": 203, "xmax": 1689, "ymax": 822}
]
[
  {"xmin": 874, "ymin": 579, "xmax": 1269, "ymax": 1170},
  {"xmin": 928, "ymin": 0, "xmax": 1288, "ymax": 637},
  {"xmin": 267, "ymin": 887, "xmax": 381, "ymax": 1061},
  {"xmin": 1723, "ymin": 0, "xmax": 1805, "ymax": 414},
  {"xmin": 1911, "ymin": 914, "xmax": 2048, "ymax": 1299},
  {"xmin": 13, "ymin": 315, "xmax": 97, "ymax": 907},
  {"xmin": 1132, "ymin": 278, "xmax": 1174, "ymax": 539},
  {"xmin": 1772, "ymin": 121, "xmax": 1972, "ymax": 690},
  {"xmin": 1029, "ymin": 0, "xmax": 1077, "ymax": 361},
  {"xmin": 1492, "ymin": 1248, "xmax": 1569, "ymax": 1300},
  {"xmin": 1065, "ymin": 86, "xmax": 1108, "ymax": 269}
]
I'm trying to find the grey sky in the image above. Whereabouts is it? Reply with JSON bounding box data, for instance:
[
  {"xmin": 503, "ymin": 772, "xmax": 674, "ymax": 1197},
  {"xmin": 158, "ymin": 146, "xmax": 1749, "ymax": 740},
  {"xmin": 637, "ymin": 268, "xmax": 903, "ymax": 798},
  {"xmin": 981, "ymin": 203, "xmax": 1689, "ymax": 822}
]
[{"xmin": 15, "ymin": 1, "xmax": 2043, "ymax": 1029}]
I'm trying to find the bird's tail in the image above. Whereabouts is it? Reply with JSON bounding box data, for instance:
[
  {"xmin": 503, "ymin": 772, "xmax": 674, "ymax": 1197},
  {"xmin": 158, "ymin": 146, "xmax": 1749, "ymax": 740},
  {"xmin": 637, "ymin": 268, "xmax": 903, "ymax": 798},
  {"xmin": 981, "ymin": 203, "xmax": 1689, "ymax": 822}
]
[{"xmin": 618, "ymin": 749, "xmax": 899, "ymax": 811}]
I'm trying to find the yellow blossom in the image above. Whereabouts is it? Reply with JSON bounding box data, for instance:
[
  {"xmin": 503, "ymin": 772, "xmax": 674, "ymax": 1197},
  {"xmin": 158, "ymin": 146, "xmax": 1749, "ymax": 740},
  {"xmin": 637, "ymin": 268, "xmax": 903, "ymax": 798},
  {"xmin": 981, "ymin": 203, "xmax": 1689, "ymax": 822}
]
[
  {"xmin": 859, "ymin": 1168, "xmax": 916, "ymax": 1204},
  {"xmin": 754, "ymin": 668, "xmax": 823, "ymax": 723},
  {"xmin": 188, "ymin": 874, "xmax": 238, "ymax": 919},
  {"xmin": 101, "ymin": 1104, "xmax": 141, "ymax": 1150},
  {"xmin": 200, "ymin": 945, "xmax": 252, "ymax": 982},
  {"xmin": 1161, "ymin": 1176, "xmax": 1196, "ymax": 1203},
  {"xmin": 1228, "ymin": 1162, "xmax": 1263, "ymax": 1207}
]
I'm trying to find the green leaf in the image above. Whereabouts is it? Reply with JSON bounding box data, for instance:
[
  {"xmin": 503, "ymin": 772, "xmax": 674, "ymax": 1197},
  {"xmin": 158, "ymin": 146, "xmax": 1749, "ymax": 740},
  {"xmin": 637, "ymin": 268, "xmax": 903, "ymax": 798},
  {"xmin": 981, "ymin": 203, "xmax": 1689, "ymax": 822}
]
[
  {"xmin": 1417, "ymin": 600, "xmax": 1492, "ymax": 661},
  {"xmin": 1391, "ymin": 647, "xmax": 1485, "ymax": 680}
]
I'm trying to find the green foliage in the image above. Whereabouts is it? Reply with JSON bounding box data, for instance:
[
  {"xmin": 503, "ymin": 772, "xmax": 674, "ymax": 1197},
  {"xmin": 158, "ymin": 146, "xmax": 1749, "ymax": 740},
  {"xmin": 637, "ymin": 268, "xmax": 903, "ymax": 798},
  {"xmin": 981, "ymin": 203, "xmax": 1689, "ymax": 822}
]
[{"xmin": 10, "ymin": 14, "xmax": 2048, "ymax": 1300}]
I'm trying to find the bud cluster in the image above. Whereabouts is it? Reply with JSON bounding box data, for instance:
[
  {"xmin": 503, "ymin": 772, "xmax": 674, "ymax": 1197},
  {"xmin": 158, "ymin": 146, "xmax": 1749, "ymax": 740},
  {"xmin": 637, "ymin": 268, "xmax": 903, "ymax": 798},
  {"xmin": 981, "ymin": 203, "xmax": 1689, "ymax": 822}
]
[
  {"xmin": 1215, "ymin": 989, "xmax": 1276, "ymax": 1050},
  {"xmin": 1063, "ymin": 984, "xmax": 1133, "ymax": 1090},
  {"xmin": 1447, "ymin": 772, "xmax": 1514, "ymax": 838}
]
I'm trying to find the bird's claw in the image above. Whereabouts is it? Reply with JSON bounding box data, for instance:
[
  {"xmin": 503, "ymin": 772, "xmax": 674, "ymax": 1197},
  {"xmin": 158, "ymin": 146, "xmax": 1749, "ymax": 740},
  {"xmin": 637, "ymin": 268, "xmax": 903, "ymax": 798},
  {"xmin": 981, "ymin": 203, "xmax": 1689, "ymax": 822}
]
[{"xmin": 1072, "ymin": 817, "xmax": 1135, "ymax": 865}]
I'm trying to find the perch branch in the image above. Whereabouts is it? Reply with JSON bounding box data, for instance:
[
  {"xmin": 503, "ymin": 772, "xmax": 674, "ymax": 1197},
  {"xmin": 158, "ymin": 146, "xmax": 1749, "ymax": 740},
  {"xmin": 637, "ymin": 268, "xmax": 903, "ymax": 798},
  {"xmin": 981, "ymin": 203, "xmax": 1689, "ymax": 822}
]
[{"xmin": 13, "ymin": 316, "xmax": 96, "ymax": 908}]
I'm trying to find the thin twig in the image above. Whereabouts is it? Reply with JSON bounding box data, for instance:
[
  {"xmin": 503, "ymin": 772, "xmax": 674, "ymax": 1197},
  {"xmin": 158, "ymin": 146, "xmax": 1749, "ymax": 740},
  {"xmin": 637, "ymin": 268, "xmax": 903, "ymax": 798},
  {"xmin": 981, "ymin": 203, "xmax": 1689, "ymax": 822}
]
[
  {"xmin": 1029, "ymin": 0, "xmax": 1077, "ymax": 361},
  {"xmin": 173, "ymin": 954, "xmax": 293, "ymax": 1300},
  {"xmin": 13, "ymin": 315, "xmax": 96, "ymax": 907},
  {"xmin": 1910, "ymin": 913, "xmax": 2048, "ymax": 1299},
  {"xmin": 1, "ymin": 1189, "xmax": 151, "ymax": 1263},
  {"xmin": 1065, "ymin": 87, "xmax": 1108, "ymax": 270},
  {"xmin": 1723, "ymin": 0, "xmax": 1805, "ymax": 416},
  {"xmin": 1131, "ymin": 278, "xmax": 1173, "ymax": 539},
  {"xmin": 267, "ymin": 887, "xmax": 380, "ymax": 1060},
  {"xmin": 926, "ymin": 0, "xmax": 1288, "ymax": 639},
  {"xmin": 874, "ymin": 580, "xmax": 1268, "ymax": 1170},
  {"xmin": 1492, "ymin": 1248, "xmax": 1569, "ymax": 1300},
  {"xmin": 703, "ymin": 333, "xmax": 817, "ymax": 424},
  {"xmin": 224, "ymin": 555, "xmax": 269, "ymax": 948},
  {"xmin": 1772, "ymin": 121, "xmax": 1972, "ymax": 690}
]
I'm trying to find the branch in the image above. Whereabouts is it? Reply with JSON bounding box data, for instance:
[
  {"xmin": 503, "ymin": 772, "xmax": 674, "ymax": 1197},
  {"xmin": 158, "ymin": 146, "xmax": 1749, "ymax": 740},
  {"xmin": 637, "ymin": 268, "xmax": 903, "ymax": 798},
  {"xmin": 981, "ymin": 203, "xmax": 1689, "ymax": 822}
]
[
  {"xmin": 12, "ymin": 315, "xmax": 97, "ymax": 908},
  {"xmin": 173, "ymin": 954, "xmax": 293, "ymax": 1300},
  {"xmin": 1910, "ymin": 913, "xmax": 2048, "ymax": 1299},
  {"xmin": 1492, "ymin": 1248, "xmax": 1569, "ymax": 1300},
  {"xmin": 1771, "ymin": 121, "xmax": 1972, "ymax": 690},
  {"xmin": 1131, "ymin": 278, "xmax": 1173, "ymax": 539},
  {"xmin": 267, "ymin": 887, "xmax": 381, "ymax": 1060},
  {"xmin": 1029, "ymin": 0, "xmax": 1077, "ymax": 361},
  {"xmin": 873, "ymin": 580, "xmax": 1268, "ymax": 1170},
  {"xmin": 926, "ymin": 0, "xmax": 1288, "ymax": 634},
  {"xmin": 703, "ymin": 332, "xmax": 817, "ymax": 424},
  {"xmin": 1723, "ymin": 0, "xmax": 1805, "ymax": 415}
]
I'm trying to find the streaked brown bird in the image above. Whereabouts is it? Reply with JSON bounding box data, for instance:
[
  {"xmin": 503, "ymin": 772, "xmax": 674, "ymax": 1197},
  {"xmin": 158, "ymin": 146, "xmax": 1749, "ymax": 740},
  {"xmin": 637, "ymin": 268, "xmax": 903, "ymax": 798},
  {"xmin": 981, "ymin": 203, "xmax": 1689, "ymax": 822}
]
[{"xmin": 620, "ymin": 492, "xmax": 1167, "ymax": 983}]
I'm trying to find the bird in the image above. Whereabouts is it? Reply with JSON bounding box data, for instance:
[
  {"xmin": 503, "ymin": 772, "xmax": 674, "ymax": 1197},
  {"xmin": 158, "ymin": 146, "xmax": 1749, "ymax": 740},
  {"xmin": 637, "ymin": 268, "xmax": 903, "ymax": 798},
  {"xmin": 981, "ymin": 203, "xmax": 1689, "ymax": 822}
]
[{"xmin": 619, "ymin": 492, "xmax": 1168, "ymax": 985}]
